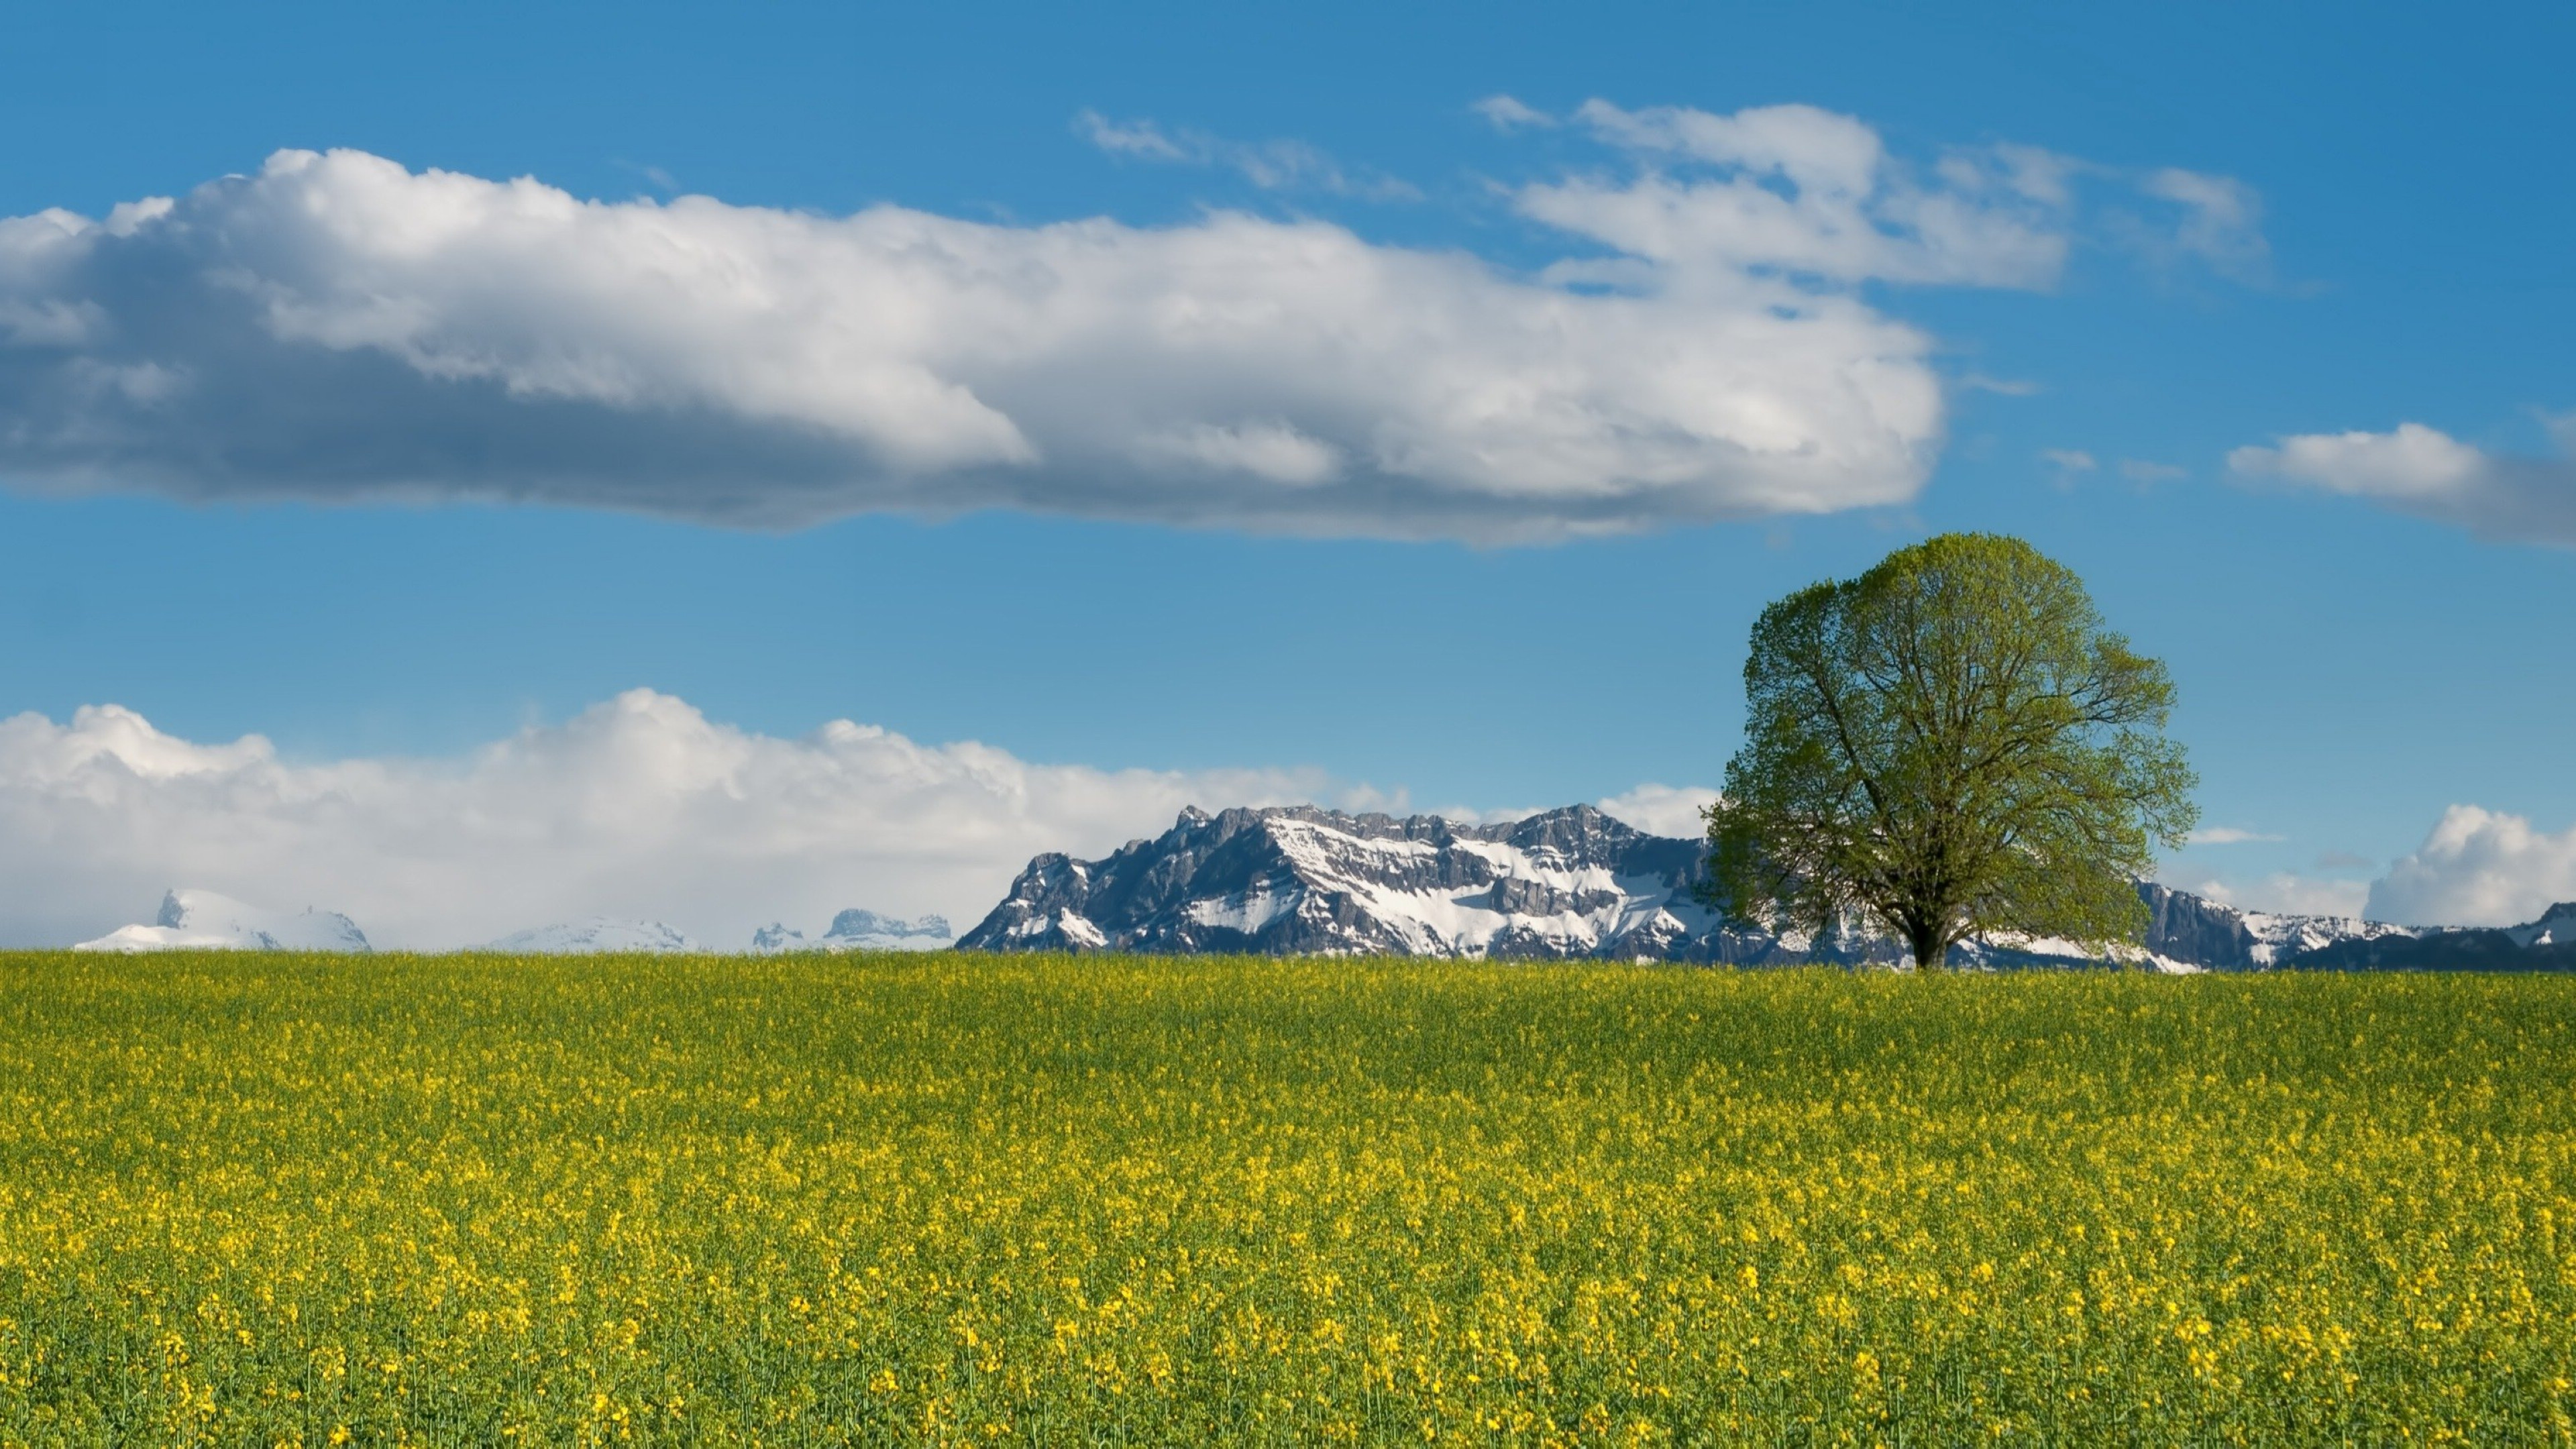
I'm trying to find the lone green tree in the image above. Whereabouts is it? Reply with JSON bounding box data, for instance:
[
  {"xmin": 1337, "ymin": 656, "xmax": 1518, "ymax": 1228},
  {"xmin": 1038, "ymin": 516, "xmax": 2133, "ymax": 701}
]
[{"xmin": 1705, "ymin": 533, "xmax": 2198, "ymax": 970}]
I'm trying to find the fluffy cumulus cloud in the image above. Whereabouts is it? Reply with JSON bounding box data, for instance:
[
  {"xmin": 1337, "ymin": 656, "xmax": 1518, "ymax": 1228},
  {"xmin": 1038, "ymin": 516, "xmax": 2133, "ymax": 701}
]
[
  {"xmin": 0, "ymin": 111, "xmax": 2259, "ymax": 541},
  {"xmin": 2367, "ymin": 805, "xmax": 2576, "ymax": 927},
  {"xmin": 0, "ymin": 690, "xmax": 1403, "ymax": 949},
  {"xmin": 2229, "ymin": 418, "xmax": 2576, "ymax": 547}
]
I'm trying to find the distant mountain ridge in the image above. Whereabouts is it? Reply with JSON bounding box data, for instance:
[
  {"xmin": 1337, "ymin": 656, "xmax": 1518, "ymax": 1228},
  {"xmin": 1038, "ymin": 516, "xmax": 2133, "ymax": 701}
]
[
  {"xmin": 959, "ymin": 804, "xmax": 2573, "ymax": 973},
  {"xmin": 486, "ymin": 918, "xmax": 701, "ymax": 954},
  {"xmin": 751, "ymin": 910, "xmax": 953, "ymax": 953},
  {"xmin": 2285, "ymin": 902, "xmax": 2576, "ymax": 972},
  {"xmin": 58, "ymin": 837, "xmax": 2576, "ymax": 971},
  {"xmin": 74, "ymin": 890, "xmax": 372, "ymax": 953},
  {"xmin": 70, "ymin": 894, "xmax": 947, "ymax": 955}
]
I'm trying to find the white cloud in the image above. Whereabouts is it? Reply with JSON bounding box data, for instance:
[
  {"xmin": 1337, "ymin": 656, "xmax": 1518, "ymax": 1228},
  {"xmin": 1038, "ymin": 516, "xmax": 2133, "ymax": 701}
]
[
  {"xmin": 1595, "ymin": 783, "xmax": 1719, "ymax": 839},
  {"xmin": 1073, "ymin": 110, "xmax": 1193, "ymax": 162},
  {"xmin": 2367, "ymin": 805, "xmax": 2576, "ymax": 927},
  {"xmin": 1471, "ymin": 95, "xmax": 1556, "ymax": 131},
  {"xmin": 1516, "ymin": 102, "xmax": 2073, "ymax": 288},
  {"xmin": 0, "ymin": 146, "xmax": 1958, "ymax": 541},
  {"xmin": 2229, "ymin": 419, "xmax": 2576, "ymax": 545},
  {"xmin": 2231, "ymin": 422, "xmax": 2487, "ymax": 500},
  {"xmin": 2118, "ymin": 458, "xmax": 2185, "ymax": 483},
  {"xmin": 2176, "ymin": 872, "xmax": 2370, "ymax": 920},
  {"xmin": 0, "ymin": 690, "xmax": 1401, "ymax": 950},
  {"xmin": 2041, "ymin": 448, "xmax": 2098, "ymax": 485},
  {"xmin": 1512, "ymin": 101, "xmax": 2259, "ymax": 298},
  {"xmin": 1074, "ymin": 110, "xmax": 1417, "ymax": 199},
  {"xmin": 2188, "ymin": 826, "xmax": 2284, "ymax": 845},
  {"xmin": 2136, "ymin": 168, "xmax": 2269, "ymax": 280}
]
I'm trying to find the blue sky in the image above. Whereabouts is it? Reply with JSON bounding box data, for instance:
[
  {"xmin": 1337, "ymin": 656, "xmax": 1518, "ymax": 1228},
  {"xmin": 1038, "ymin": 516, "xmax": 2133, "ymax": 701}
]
[{"xmin": 3, "ymin": 0, "xmax": 2573, "ymax": 945}]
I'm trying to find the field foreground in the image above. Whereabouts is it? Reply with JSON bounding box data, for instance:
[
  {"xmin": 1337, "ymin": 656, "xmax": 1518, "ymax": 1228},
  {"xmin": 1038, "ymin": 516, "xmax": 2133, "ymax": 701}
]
[{"xmin": 0, "ymin": 953, "xmax": 2569, "ymax": 1444}]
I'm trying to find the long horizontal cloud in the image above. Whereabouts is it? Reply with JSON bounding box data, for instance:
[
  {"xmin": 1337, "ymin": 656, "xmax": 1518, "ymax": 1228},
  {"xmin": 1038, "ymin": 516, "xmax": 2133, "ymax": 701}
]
[
  {"xmin": 2368, "ymin": 804, "xmax": 2576, "ymax": 927},
  {"xmin": 0, "ymin": 690, "xmax": 1710, "ymax": 949},
  {"xmin": 2229, "ymin": 418, "xmax": 2576, "ymax": 547},
  {"xmin": 0, "ymin": 110, "xmax": 2253, "ymax": 541}
]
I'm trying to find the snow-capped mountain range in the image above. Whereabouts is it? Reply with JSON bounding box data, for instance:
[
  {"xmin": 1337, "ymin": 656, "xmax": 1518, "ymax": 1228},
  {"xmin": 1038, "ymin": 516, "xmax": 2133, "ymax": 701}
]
[
  {"xmin": 959, "ymin": 804, "xmax": 1740, "ymax": 959},
  {"xmin": 751, "ymin": 910, "xmax": 953, "ymax": 954},
  {"xmin": 58, "ymin": 809, "xmax": 2576, "ymax": 971},
  {"xmin": 958, "ymin": 803, "xmax": 2573, "ymax": 973},
  {"xmin": 74, "ymin": 889, "xmax": 372, "ymax": 953}
]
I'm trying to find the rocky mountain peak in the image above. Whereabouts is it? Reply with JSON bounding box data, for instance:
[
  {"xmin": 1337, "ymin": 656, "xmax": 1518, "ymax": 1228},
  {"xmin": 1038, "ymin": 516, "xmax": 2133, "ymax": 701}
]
[{"xmin": 959, "ymin": 803, "xmax": 1752, "ymax": 961}]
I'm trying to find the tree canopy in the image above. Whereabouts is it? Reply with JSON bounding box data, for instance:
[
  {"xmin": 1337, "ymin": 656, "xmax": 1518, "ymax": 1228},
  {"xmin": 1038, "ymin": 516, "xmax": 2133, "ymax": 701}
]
[{"xmin": 1705, "ymin": 533, "xmax": 2198, "ymax": 970}]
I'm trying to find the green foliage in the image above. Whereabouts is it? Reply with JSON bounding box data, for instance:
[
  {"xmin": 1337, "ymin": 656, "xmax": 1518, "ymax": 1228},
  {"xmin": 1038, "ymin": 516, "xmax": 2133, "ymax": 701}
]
[
  {"xmin": 0, "ymin": 949, "xmax": 2571, "ymax": 1443},
  {"xmin": 1708, "ymin": 532, "xmax": 2198, "ymax": 969}
]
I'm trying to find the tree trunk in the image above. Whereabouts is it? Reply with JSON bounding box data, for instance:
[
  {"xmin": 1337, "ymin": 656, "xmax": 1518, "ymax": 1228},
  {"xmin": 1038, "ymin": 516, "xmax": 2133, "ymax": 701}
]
[{"xmin": 1907, "ymin": 923, "xmax": 1947, "ymax": 973}]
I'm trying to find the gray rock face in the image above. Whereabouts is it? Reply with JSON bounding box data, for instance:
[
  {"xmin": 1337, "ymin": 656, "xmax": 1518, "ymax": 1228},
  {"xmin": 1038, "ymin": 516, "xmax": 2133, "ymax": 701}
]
[
  {"xmin": 959, "ymin": 803, "xmax": 2575, "ymax": 971},
  {"xmin": 2137, "ymin": 882, "xmax": 2268, "ymax": 969}
]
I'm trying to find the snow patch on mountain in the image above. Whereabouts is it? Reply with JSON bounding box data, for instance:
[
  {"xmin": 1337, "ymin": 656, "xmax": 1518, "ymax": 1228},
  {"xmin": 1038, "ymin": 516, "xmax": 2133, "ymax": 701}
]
[
  {"xmin": 2239, "ymin": 909, "xmax": 2422, "ymax": 964},
  {"xmin": 2506, "ymin": 902, "xmax": 2576, "ymax": 949},
  {"xmin": 74, "ymin": 889, "xmax": 371, "ymax": 953},
  {"xmin": 1954, "ymin": 933, "xmax": 2201, "ymax": 975}
]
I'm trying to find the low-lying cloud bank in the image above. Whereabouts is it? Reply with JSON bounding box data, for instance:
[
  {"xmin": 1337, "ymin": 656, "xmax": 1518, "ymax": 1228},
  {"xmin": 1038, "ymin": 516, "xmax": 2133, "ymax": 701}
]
[
  {"xmin": 0, "ymin": 691, "xmax": 1361, "ymax": 949},
  {"xmin": 2230, "ymin": 417, "xmax": 2576, "ymax": 548},
  {"xmin": 0, "ymin": 692, "xmax": 1704, "ymax": 950},
  {"xmin": 0, "ymin": 105, "xmax": 2254, "ymax": 541}
]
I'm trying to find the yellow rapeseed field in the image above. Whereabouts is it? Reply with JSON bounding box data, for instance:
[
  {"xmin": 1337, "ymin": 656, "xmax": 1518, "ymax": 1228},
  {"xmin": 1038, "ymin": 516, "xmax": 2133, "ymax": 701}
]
[{"xmin": 0, "ymin": 949, "xmax": 2567, "ymax": 1444}]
